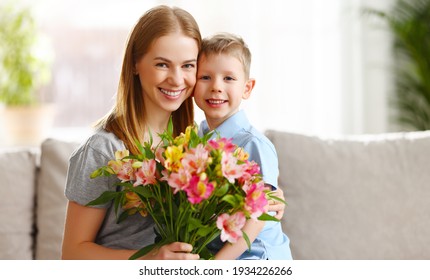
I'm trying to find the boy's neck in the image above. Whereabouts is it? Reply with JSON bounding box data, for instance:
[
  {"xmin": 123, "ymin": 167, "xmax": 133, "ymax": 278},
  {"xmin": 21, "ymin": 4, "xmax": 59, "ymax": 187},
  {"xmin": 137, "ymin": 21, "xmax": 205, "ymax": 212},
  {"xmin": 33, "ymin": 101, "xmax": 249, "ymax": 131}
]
[{"xmin": 205, "ymin": 110, "xmax": 240, "ymax": 131}]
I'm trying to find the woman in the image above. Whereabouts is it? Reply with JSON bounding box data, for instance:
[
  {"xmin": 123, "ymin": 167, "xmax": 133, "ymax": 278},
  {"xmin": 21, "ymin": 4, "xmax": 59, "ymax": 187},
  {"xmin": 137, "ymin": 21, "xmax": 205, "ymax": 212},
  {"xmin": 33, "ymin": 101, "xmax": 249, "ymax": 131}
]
[{"xmin": 62, "ymin": 5, "xmax": 201, "ymax": 260}]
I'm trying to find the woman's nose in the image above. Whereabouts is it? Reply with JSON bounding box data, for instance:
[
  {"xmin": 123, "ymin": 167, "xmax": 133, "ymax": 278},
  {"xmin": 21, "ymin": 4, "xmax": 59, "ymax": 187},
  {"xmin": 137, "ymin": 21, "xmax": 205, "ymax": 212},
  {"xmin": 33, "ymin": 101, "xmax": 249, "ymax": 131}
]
[{"xmin": 168, "ymin": 68, "xmax": 183, "ymax": 86}]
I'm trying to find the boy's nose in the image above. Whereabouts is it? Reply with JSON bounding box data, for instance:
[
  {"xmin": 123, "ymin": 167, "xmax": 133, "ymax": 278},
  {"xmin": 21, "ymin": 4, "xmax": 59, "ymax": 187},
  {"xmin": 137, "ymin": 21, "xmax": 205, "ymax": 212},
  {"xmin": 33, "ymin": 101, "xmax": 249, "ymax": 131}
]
[{"xmin": 211, "ymin": 79, "xmax": 222, "ymax": 93}]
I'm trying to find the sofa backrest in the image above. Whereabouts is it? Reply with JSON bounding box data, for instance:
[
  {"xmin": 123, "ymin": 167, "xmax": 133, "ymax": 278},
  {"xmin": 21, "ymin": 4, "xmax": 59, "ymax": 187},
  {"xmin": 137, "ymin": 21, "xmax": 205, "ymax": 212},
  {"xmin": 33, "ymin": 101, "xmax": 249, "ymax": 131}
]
[
  {"xmin": 35, "ymin": 138, "xmax": 80, "ymax": 259},
  {"xmin": 265, "ymin": 130, "xmax": 430, "ymax": 259}
]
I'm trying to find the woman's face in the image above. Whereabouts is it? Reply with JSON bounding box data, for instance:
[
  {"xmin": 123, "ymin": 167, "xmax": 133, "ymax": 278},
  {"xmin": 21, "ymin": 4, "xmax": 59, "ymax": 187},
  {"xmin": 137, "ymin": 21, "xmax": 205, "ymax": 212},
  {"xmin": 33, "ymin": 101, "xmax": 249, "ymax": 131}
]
[{"xmin": 135, "ymin": 32, "xmax": 199, "ymax": 117}]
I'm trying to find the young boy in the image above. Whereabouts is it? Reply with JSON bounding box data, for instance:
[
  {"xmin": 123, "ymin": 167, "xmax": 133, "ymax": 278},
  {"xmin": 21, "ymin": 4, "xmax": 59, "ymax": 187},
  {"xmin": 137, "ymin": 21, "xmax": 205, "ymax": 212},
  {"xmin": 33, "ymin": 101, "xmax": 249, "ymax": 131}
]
[{"xmin": 194, "ymin": 33, "xmax": 292, "ymax": 260}]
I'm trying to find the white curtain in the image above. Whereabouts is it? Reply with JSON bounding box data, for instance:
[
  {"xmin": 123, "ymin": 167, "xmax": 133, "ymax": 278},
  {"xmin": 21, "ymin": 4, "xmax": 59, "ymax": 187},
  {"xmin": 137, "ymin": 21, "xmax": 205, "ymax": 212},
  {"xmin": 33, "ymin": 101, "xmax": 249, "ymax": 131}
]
[
  {"xmin": 183, "ymin": 0, "xmax": 395, "ymax": 135},
  {"xmin": 25, "ymin": 0, "xmax": 395, "ymax": 136}
]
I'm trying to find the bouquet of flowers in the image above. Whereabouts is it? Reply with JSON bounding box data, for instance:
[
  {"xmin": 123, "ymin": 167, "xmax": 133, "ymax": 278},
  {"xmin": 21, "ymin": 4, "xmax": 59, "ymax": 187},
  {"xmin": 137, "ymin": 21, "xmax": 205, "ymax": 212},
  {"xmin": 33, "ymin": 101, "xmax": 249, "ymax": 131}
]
[{"xmin": 88, "ymin": 121, "xmax": 282, "ymax": 259}]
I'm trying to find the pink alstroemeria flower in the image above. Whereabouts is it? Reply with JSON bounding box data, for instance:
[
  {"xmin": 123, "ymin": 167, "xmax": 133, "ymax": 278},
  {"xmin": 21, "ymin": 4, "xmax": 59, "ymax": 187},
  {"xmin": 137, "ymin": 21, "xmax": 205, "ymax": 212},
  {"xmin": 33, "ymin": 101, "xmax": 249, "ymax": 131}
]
[
  {"xmin": 134, "ymin": 159, "xmax": 157, "ymax": 186},
  {"xmin": 155, "ymin": 147, "xmax": 165, "ymax": 166},
  {"xmin": 221, "ymin": 152, "xmax": 246, "ymax": 183},
  {"xmin": 216, "ymin": 212, "xmax": 246, "ymax": 243},
  {"xmin": 244, "ymin": 181, "xmax": 268, "ymax": 219},
  {"xmin": 181, "ymin": 144, "xmax": 210, "ymax": 174},
  {"xmin": 185, "ymin": 174, "xmax": 214, "ymax": 204},
  {"xmin": 115, "ymin": 160, "xmax": 135, "ymax": 182},
  {"xmin": 208, "ymin": 138, "xmax": 236, "ymax": 153},
  {"xmin": 167, "ymin": 167, "xmax": 192, "ymax": 194}
]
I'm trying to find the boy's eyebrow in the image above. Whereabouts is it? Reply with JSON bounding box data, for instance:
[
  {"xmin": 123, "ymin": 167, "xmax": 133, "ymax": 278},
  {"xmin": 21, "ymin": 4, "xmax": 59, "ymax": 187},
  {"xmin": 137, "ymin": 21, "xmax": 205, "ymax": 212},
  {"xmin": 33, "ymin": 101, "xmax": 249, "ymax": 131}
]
[{"xmin": 154, "ymin": 57, "xmax": 197, "ymax": 64}]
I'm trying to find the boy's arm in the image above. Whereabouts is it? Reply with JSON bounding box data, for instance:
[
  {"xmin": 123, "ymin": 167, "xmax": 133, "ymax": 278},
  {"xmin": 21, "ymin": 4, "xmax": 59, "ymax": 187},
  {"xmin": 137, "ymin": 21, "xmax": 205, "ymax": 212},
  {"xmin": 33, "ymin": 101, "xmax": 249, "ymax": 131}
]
[
  {"xmin": 214, "ymin": 181, "xmax": 273, "ymax": 260},
  {"xmin": 214, "ymin": 218, "xmax": 266, "ymax": 260}
]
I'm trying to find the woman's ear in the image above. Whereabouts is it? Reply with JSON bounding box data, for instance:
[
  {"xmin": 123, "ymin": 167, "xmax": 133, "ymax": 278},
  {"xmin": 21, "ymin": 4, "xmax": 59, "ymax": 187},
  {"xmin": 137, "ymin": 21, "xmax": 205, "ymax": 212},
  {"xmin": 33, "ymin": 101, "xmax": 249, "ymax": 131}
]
[
  {"xmin": 133, "ymin": 62, "xmax": 139, "ymax": 75},
  {"xmin": 242, "ymin": 78, "xmax": 255, "ymax": 100}
]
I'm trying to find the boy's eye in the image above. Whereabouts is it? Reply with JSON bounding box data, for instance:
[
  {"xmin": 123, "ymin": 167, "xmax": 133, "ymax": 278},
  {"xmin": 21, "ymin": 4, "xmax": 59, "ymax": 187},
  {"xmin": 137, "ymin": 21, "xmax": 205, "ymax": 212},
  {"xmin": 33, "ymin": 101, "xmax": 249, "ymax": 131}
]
[{"xmin": 224, "ymin": 76, "xmax": 235, "ymax": 81}]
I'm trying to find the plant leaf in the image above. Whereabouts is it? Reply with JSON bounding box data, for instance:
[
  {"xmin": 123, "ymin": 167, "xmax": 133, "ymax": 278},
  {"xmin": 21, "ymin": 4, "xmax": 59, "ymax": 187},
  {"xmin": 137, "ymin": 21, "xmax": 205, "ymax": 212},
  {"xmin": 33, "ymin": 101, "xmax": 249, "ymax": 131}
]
[
  {"xmin": 167, "ymin": 116, "xmax": 174, "ymax": 135},
  {"xmin": 242, "ymin": 230, "xmax": 251, "ymax": 251},
  {"xmin": 129, "ymin": 243, "xmax": 158, "ymax": 260},
  {"xmin": 90, "ymin": 166, "xmax": 114, "ymax": 179},
  {"xmin": 214, "ymin": 183, "xmax": 229, "ymax": 197},
  {"xmin": 258, "ymin": 212, "xmax": 280, "ymax": 222},
  {"xmin": 86, "ymin": 191, "xmax": 118, "ymax": 206},
  {"xmin": 221, "ymin": 194, "xmax": 240, "ymax": 207}
]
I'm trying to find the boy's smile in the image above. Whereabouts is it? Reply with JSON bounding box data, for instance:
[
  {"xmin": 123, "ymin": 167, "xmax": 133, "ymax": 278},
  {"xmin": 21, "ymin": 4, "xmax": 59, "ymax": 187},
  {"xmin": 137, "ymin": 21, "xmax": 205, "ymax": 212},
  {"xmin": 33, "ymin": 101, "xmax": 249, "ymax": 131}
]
[{"xmin": 207, "ymin": 98, "xmax": 228, "ymax": 106}]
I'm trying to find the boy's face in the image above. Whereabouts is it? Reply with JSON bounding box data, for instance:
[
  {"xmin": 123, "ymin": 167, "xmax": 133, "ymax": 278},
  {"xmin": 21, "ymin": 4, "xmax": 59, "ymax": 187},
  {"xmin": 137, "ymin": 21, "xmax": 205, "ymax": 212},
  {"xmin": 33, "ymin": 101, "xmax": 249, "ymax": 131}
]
[{"xmin": 194, "ymin": 53, "xmax": 254, "ymax": 129}]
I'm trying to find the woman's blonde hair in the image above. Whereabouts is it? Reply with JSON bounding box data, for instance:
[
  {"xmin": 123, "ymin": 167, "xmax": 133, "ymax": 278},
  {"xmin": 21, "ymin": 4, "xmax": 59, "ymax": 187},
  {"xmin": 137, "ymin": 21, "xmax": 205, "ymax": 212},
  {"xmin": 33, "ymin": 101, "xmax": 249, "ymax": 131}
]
[{"xmin": 97, "ymin": 5, "xmax": 201, "ymax": 154}]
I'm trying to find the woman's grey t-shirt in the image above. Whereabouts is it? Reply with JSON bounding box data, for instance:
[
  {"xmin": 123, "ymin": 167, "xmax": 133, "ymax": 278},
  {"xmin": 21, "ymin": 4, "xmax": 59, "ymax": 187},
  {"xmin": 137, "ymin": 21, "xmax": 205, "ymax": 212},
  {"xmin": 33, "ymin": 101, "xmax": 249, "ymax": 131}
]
[{"xmin": 65, "ymin": 129, "xmax": 156, "ymax": 250}]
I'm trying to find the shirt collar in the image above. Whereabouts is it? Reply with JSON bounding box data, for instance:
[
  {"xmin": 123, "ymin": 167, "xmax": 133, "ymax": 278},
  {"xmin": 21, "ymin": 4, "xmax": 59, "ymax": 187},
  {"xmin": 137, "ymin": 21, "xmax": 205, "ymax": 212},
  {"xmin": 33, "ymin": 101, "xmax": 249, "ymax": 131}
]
[{"xmin": 201, "ymin": 110, "xmax": 250, "ymax": 139}]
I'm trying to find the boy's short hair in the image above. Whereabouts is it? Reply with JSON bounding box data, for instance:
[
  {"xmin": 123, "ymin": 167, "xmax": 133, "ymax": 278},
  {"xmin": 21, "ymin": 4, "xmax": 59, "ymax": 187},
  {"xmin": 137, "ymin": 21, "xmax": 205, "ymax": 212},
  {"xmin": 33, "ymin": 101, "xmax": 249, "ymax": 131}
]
[{"xmin": 199, "ymin": 32, "xmax": 251, "ymax": 79}]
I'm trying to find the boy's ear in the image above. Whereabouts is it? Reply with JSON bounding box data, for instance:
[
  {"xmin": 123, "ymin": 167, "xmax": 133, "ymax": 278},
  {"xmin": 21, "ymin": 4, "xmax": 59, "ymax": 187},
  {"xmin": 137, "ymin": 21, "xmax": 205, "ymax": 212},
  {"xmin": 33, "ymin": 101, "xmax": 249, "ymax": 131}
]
[{"xmin": 242, "ymin": 78, "xmax": 255, "ymax": 100}]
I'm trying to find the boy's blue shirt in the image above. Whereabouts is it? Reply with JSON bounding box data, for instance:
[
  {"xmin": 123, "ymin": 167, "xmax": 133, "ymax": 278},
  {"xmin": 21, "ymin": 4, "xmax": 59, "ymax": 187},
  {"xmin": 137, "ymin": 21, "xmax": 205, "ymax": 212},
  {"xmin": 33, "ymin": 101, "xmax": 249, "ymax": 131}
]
[{"xmin": 199, "ymin": 110, "xmax": 292, "ymax": 260}]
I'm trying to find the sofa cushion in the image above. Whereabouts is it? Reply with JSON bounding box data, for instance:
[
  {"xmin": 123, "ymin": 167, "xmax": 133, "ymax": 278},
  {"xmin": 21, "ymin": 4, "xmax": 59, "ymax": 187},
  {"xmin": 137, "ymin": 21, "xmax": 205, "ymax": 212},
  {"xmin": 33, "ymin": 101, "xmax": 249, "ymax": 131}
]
[
  {"xmin": 0, "ymin": 148, "xmax": 38, "ymax": 259},
  {"xmin": 35, "ymin": 139, "xmax": 80, "ymax": 259},
  {"xmin": 265, "ymin": 130, "xmax": 430, "ymax": 260}
]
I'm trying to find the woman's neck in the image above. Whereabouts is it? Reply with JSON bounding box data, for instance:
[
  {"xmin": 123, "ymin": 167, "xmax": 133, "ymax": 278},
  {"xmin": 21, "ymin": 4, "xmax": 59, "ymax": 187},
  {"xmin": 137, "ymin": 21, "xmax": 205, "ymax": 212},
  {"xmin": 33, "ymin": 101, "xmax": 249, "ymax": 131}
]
[{"xmin": 144, "ymin": 113, "xmax": 171, "ymax": 144}]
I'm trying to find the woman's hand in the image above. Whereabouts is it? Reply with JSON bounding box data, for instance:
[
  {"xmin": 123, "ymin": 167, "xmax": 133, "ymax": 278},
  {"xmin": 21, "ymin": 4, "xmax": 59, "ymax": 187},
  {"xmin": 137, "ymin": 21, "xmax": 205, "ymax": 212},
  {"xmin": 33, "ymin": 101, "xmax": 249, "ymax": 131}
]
[
  {"xmin": 144, "ymin": 242, "xmax": 200, "ymax": 260},
  {"xmin": 266, "ymin": 186, "xmax": 286, "ymax": 220}
]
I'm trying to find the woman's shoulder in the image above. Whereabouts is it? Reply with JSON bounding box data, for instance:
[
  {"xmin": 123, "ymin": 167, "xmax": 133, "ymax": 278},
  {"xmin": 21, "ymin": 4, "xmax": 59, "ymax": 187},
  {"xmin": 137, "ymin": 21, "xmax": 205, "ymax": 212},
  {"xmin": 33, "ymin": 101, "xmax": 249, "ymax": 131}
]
[{"xmin": 72, "ymin": 128, "xmax": 126, "ymax": 160}]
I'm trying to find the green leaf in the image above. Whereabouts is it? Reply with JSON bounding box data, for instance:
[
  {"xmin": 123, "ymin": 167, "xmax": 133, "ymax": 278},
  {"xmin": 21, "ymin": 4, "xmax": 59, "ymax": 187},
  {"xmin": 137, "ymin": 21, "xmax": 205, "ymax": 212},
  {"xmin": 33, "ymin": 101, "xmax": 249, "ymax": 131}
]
[
  {"xmin": 188, "ymin": 217, "xmax": 203, "ymax": 231},
  {"xmin": 258, "ymin": 212, "xmax": 280, "ymax": 222},
  {"xmin": 129, "ymin": 243, "xmax": 158, "ymax": 260},
  {"xmin": 242, "ymin": 230, "xmax": 251, "ymax": 251},
  {"xmin": 90, "ymin": 166, "xmax": 113, "ymax": 179},
  {"xmin": 198, "ymin": 246, "xmax": 214, "ymax": 260},
  {"xmin": 202, "ymin": 201, "xmax": 217, "ymax": 221},
  {"xmin": 148, "ymin": 127, "xmax": 154, "ymax": 145},
  {"xmin": 189, "ymin": 126, "xmax": 200, "ymax": 147},
  {"xmin": 167, "ymin": 116, "xmax": 174, "ymax": 136},
  {"xmin": 202, "ymin": 130, "xmax": 215, "ymax": 143},
  {"xmin": 134, "ymin": 185, "xmax": 154, "ymax": 199},
  {"xmin": 136, "ymin": 140, "xmax": 146, "ymax": 158},
  {"xmin": 86, "ymin": 191, "xmax": 118, "ymax": 206},
  {"xmin": 266, "ymin": 191, "xmax": 288, "ymax": 205},
  {"xmin": 214, "ymin": 183, "xmax": 229, "ymax": 197},
  {"xmin": 221, "ymin": 194, "xmax": 240, "ymax": 207},
  {"xmin": 113, "ymin": 192, "xmax": 124, "ymax": 214},
  {"xmin": 196, "ymin": 225, "xmax": 214, "ymax": 237}
]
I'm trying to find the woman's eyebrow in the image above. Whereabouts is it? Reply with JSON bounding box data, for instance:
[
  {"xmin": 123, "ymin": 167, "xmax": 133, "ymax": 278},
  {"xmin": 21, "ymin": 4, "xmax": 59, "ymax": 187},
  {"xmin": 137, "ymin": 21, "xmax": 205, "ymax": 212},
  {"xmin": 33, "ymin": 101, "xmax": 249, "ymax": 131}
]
[{"xmin": 154, "ymin": 57, "xmax": 197, "ymax": 64}]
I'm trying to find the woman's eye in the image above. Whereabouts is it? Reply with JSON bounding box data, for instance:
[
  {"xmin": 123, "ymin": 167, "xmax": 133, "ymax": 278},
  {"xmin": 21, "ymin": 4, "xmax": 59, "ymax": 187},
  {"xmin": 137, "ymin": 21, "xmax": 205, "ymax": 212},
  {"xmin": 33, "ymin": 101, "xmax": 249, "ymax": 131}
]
[
  {"xmin": 183, "ymin": 63, "xmax": 196, "ymax": 69},
  {"xmin": 156, "ymin": 63, "xmax": 168, "ymax": 68}
]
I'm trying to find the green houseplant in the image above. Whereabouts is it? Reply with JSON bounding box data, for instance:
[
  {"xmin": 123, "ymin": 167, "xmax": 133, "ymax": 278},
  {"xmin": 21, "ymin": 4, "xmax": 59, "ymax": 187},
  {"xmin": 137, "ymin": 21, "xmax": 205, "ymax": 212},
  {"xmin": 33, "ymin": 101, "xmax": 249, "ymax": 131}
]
[
  {"xmin": 0, "ymin": 4, "xmax": 51, "ymax": 106},
  {"xmin": 0, "ymin": 3, "xmax": 53, "ymax": 146},
  {"xmin": 366, "ymin": 0, "xmax": 430, "ymax": 131}
]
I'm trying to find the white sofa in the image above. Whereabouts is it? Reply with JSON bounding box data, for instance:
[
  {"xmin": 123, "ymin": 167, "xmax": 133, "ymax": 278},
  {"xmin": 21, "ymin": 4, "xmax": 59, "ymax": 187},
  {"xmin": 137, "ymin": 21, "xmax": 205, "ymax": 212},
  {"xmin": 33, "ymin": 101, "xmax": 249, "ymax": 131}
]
[{"xmin": 1, "ymin": 130, "xmax": 429, "ymax": 259}]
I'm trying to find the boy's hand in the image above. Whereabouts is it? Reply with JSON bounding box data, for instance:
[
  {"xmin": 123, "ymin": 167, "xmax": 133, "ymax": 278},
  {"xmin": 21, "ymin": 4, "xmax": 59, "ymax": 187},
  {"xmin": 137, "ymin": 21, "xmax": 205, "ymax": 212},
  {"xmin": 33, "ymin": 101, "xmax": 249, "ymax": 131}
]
[{"xmin": 266, "ymin": 186, "xmax": 285, "ymax": 220}]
